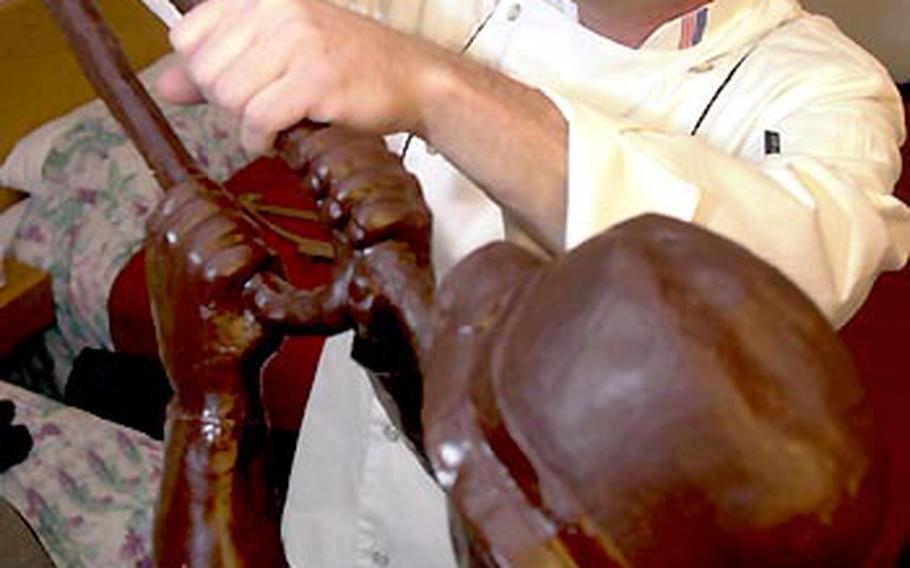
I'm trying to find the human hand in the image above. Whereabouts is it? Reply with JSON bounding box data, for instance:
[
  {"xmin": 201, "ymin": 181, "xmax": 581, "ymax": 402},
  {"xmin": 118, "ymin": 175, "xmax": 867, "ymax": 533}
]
[
  {"xmin": 157, "ymin": 0, "xmax": 447, "ymax": 155},
  {"xmin": 145, "ymin": 179, "xmax": 274, "ymax": 405}
]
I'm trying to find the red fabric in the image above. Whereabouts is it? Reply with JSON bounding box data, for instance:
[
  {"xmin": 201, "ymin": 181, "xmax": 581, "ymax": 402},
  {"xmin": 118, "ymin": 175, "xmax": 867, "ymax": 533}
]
[
  {"xmin": 108, "ymin": 249, "xmax": 156, "ymax": 359},
  {"xmin": 109, "ymin": 157, "xmax": 333, "ymax": 431},
  {"xmin": 845, "ymin": 98, "xmax": 910, "ymax": 565},
  {"xmin": 223, "ymin": 157, "xmax": 333, "ymax": 431}
]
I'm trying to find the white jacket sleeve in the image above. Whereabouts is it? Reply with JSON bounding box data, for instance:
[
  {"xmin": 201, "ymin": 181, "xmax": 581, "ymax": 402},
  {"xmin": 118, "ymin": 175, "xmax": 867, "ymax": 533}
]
[
  {"xmin": 555, "ymin": 58, "xmax": 908, "ymax": 327},
  {"xmin": 327, "ymin": 0, "xmax": 486, "ymax": 48},
  {"xmin": 325, "ymin": 0, "xmax": 420, "ymax": 30}
]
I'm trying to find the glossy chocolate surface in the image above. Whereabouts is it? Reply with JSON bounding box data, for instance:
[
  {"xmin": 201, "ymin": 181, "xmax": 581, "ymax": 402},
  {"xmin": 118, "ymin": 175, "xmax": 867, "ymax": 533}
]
[
  {"xmin": 256, "ymin": 125, "xmax": 436, "ymax": 445},
  {"xmin": 146, "ymin": 179, "xmax": 286, "ymax": 567},
  {"xmin": 424, "ymin": 215, "xmax": 886, "ymax": 567},
  {"xmin": 43, "ymin": 1, "xmax": 314, "ymax": 564}
]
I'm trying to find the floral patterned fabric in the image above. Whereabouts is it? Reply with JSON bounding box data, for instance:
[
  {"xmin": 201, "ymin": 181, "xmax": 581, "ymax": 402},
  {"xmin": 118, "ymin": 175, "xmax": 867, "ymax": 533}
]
[
  {"xmin": 0, "ymin": 380, "xmax": 163, "ymax": 567},
  {"xmin": 8, "ymin": 58, "xmax": 249, "ymax": 389}
]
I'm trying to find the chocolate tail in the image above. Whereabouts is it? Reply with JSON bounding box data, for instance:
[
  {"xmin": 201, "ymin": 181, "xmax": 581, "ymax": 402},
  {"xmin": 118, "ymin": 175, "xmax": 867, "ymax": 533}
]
[{"xmin": 41, "ymin": 0, "xmax": 203, "ymax": 189}]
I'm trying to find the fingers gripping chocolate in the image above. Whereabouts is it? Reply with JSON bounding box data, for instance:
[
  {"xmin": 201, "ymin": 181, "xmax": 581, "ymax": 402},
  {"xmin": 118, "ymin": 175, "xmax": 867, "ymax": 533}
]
[
  {"xmin": 249, "ymin": 126, "xmax": 435, "ymax": 351},
  {"xmin": 283, "ymin": 126, "xmax": 431, "ymax": 260},
  {"xmin": 239, "ymin": 126, "xmax": 436, "ymax": 447}
]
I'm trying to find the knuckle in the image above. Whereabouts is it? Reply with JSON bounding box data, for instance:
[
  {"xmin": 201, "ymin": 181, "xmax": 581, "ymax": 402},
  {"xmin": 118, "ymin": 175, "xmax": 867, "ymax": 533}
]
[
  {"xmin": 185, "ymin": 248, "xmax": 205, "ymax": 274},
  {"xmin": 169, "ymin": 26, "xmax": 192, "ymax": 53},
  {"xmin": 243, "ymin": 102, "xmax": 275, "ymax": 133},
  {"xmin": 188, "ymin": 58, "xmax": 216, "ymax": 90},
  {"xmin": 322, "ymin": 198, "xmax": 347, "ymax": 225},
  {"xmin": 305, "ymin": 87, "xmax": 336, "ymax": 122},
  {"xmin": 212, "ymin": 77, "xmax": 245, "ymax": 115},
  {"xmin": 282, "ymin": 18, "xmax": 308, "ymax": 45}
]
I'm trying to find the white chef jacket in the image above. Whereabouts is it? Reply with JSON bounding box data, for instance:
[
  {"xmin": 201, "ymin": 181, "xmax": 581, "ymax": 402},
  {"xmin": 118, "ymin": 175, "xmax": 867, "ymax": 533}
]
[{"xmin": 281, "ymin": 0, "xmax": 910, "ymax": 566}]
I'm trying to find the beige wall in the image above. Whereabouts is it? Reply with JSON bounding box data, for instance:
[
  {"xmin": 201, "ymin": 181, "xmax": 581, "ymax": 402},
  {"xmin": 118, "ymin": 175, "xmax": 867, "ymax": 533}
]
[
  {"xmin": 802, "ymin": 0, "xmax": 910, "ymax": 83},
  {"xmin": 0, "ymin": 0, "xmax": 169, "ymax": 161}
]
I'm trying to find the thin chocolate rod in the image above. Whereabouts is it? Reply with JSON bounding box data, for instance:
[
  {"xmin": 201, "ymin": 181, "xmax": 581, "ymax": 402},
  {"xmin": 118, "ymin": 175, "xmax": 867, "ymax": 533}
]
[
  {"xmin": 41, "ymin": 0, "xmax": 203, "ymax": 189},
  {"xmin": 172, "ymin": 0, "xmax": 205, "ymax": 12}
]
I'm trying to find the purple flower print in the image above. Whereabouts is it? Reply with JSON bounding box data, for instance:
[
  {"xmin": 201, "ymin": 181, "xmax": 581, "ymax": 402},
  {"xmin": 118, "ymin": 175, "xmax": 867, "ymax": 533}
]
[
  {"xmin": 120, "ymin": 526, "xmax": 147, "ymax": 560},
  {"xmin": 34, "ymin": 423, "xmax": 62, "ymax": 442},
  {"xmin": 76, "ymin": 188, "xmax": 99, "ymax": 205},
  {"xmin": 22, "ymin": 225, "xmax": 47, "ymax": 244}
]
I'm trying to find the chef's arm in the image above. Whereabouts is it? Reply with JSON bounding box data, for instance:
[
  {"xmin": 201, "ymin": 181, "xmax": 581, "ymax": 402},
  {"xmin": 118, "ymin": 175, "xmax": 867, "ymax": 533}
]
[{"xmin": 550, "ymin": 80, "xmax": 907, "ymax": 326}]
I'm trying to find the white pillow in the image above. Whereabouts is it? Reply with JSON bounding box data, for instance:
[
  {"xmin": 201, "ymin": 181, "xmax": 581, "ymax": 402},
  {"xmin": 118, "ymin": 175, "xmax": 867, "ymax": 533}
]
[
  {"xmin": 0, "ymin": 198, "xmax": 30, "ymax": 264},
  {"xmin": 0, "ymin": 55, "xmax": 247, "ymax": 195},
  {"xmin": 0, "ymin": 54, "xmax": 250, "ymax": 384}
]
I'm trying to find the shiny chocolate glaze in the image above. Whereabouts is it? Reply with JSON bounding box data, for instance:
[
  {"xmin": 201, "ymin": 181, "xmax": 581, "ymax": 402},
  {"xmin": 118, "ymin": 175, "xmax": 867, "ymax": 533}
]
[
  {"xmin": 256, "ymin": 126, "xmax": 435, "ymax": 447},
  {"xmin": 142, "ymin": 123, "xmax": 434, "ymax": 565},
  {"xmin": 44, "ymin": 0, "xmax": 435, "ymax": 560},
  {"xmin": 145, "ymin": 179, "xmax": 286, "ymax": 567},
  {"xmin": 42, "ymin": 1, "xmax": 315, "ymax": 564},
  {"xmin": 423, "ymin": 215, "xmax": 886, "ymax": 567}
]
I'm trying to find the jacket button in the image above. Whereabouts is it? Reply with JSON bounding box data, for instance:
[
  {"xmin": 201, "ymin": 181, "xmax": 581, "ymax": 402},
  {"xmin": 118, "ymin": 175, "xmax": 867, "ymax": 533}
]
[
  {"xmin": 372, "ymin": 550, "xmax": 390, "ymax": 566},
  {"xmin": 383, "ymin": 424, "xmax": 400, "ymax": 442},
  {"xmin": 688, "ymin": 62, "xmax": 715, "ymax": 73}
]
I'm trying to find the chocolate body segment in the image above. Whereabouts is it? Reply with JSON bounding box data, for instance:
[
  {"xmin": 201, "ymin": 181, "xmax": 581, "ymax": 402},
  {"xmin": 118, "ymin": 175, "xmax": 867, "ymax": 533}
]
[
  {"xmin": 424, "ymin": 215, "xmax": 886, "ymax": 567},
  {"xmin": 145, "ymin": 179, "xmax": 287, "ymax": 567},
  {"xmin": 254, "ymin": 125, "xmax": 437, "ymax": 447}
]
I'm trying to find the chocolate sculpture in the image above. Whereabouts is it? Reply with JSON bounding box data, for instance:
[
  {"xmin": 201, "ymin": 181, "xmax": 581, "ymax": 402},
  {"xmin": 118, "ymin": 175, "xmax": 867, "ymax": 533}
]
[
  {"xmin": 41, "ymin": 1, "xmax": 430, "ymax": 565},
  {"xmin": 422, "ymin": 218, "xmax": 886, "ymax": 567},
  {"xmin": 140, "ymin": 120, "xmax": 427, "ymax": 565},
  {"xmin": 143, "ymin": 125, "xmax": 432, "ymax": 566},
  {"xmin": 45, "ymin": 0, "xmax": 889, "ymax": 566},
  {"xmin": 251, "ymin": 203, "xmax": 888, "ymax": 566}
]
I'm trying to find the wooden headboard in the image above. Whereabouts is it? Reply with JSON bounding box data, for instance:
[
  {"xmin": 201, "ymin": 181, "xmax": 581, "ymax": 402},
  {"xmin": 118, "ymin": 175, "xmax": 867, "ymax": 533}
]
[{"xmin": 0, "ymin": 0, "xmax": 170, "ymax": 208}]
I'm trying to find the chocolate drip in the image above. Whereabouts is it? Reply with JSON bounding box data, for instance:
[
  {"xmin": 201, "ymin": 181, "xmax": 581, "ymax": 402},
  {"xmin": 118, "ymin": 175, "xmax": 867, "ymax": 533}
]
[{"xmin": 41, "ymin": 0, "xmax": 203, "ymax": 189}]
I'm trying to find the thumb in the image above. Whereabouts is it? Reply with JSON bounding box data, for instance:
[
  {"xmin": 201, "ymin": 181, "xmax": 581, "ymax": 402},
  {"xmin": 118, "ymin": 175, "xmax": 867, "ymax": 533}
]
[
  {"xmin": 155, "ymin": 61, "xmax": 205, "ymax": 105},
  {"xmin": 243, "ymin": 272, "xmax": 348, "ymax": 334}
]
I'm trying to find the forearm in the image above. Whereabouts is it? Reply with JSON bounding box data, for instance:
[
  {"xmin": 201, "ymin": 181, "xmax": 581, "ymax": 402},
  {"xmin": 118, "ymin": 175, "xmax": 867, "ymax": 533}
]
[
  {"xmin": 414, "ymin": 49, "xmax": 568, "ymax": 252},
  {"xmin": 552, "ymin": 99, "xmax": 907, "ymax": 325},
  {"xmin": 155, "ymin": 387, "xmax": 284, "ymax": 567}
]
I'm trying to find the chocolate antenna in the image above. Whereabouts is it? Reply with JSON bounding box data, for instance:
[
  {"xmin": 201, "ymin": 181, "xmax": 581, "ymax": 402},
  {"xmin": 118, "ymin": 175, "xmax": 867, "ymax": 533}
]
[{"xmin": 41, "ymin": 0, "xmax": 203, "ymax": 189}]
